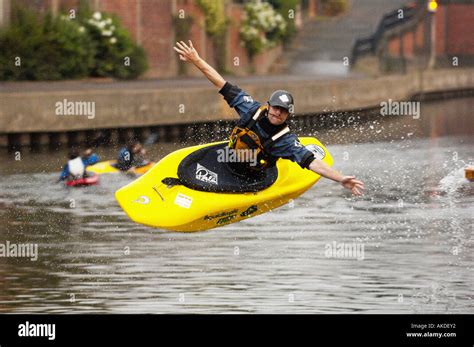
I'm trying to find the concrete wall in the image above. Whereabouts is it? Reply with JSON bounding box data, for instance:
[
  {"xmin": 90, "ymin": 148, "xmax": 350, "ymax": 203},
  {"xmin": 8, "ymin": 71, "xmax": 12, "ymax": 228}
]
[{"xmin": 1, "ymin": 68, "xmax": 474, "ymax": 135}]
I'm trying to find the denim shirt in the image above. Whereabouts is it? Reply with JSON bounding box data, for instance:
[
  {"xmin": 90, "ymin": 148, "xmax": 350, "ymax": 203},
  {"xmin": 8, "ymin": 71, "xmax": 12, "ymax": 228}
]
[{"xmin": 219, "ymin": 82, "xmax": 314, "ymax": 169}]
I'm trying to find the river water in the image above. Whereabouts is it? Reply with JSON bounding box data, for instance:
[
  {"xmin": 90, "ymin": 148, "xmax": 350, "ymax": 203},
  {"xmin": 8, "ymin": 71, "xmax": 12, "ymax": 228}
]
[{"xmin": 0, "ymin": 97, "xmax": 473, "ymax": 313}]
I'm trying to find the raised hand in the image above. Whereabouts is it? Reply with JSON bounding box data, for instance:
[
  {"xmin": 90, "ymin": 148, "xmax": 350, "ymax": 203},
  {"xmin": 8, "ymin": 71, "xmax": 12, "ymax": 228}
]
[
  {"xmin": 173, "ymin": 40, "xmax": 200, "ymax": 63},
  {"xmin": 340, "ymin": 176, "xmax": 365, "ymax": 196}
]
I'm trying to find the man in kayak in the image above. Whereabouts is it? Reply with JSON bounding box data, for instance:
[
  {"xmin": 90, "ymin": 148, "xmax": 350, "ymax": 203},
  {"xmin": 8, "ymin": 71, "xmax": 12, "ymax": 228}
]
[
  {"xmin": 116, "ymin": 140, "xmax": 150, "ymax": 172},
  {"xmin": 82, "ymin": 147, "xmax": 99, "ymax": 166},
  {"xmin": 173, "ymin": 40, "xmax": 364, "ymax": 196},
  {"xmin": 59, "ymin": 147, "xmax": 99, "ymax": 181}
]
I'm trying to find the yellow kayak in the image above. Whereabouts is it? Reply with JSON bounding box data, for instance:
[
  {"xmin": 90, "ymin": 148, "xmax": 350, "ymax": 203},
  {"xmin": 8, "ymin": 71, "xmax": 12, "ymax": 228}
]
[
  {"xmin": 115, "ymin": 137, "xmax": 333, "ymax": 232},
  {"xmin": 87, "ymin": 160, "xmax": 155, "ymax": 175}
]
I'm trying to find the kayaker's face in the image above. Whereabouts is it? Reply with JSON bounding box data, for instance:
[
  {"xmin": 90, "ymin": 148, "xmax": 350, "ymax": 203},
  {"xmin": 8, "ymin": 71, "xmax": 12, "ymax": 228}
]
[
  {"xmin": 132, "ymin": 144, "xmax": 142, "ymax": 154},
  {"xmin": 268, "ymin": 106, "xmax": 289, "ymax": 125},
  {"xmin": 83, "ymin": 148, "xmax": 92, "ymax": 157}
]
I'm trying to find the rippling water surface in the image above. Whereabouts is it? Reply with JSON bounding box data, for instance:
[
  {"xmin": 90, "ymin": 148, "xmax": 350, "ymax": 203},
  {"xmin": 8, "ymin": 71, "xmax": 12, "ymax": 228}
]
[{"xmin": 0, "ymin": 97, "xmax": 473, "ymax": 313}]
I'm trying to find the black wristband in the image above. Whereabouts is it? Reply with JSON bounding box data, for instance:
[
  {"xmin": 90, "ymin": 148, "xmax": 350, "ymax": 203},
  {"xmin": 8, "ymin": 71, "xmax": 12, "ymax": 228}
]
[{"xmin": 300, "ymin": 151, "xmax": 315, "ymax": 169}]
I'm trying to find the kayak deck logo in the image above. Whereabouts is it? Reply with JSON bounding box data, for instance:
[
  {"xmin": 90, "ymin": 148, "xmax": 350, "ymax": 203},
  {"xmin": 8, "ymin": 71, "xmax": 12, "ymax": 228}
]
[
  {"xmin": 240, "ymin": 204, "xmax": 257, "ymax": 217},
  {"xmin": 204, "ymin": 205, "xmax": 259, "ymax": 226},
  {"xmin": 196, "ymin": 163, "xmax": 218, "ymax": 185},
  {"xmin": 132, "ymin": 195, "xmax": 150, "ymax": 204}
]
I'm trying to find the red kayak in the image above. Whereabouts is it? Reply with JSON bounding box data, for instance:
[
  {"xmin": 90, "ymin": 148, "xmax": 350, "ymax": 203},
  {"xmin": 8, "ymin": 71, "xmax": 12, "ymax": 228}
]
[{"xmin": 65, "ymin": 174, "xmax": 99, "ymax": 187}]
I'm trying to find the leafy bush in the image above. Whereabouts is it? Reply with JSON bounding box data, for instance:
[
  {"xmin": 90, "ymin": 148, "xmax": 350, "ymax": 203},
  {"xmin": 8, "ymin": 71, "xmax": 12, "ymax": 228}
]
[
  {"xmin": 0, "ymin": 5, "xmax": 148, "ymax": 81},
  {"xmin": 268, "ymin": 0, "xmax": 299, "ymax": 41},
  {"xmin": 43, "ymin": 14, "xmax": 95, "ymax": 79},
  {"xmin": 0, "ymin": 7, "xmax": 94, "ymax": 80},
  {"xmin": 240, "ymin": 1, "xmax": 287, "ymax": 58},
  {"xmin": 82, "ymin": 11, "xmax": 148, "ymax": 79}
]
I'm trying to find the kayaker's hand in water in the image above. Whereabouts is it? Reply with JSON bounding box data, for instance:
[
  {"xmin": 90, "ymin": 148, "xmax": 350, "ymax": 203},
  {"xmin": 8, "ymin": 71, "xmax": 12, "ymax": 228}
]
[
  {"xmin": 173, "ymin": 40, "xmax": 200, "ymax": 63},
  {"xmin": 340, "ymin": 176, "xmax": 365, "ymax": 196},
  {"xmin": 308, "ymin": 159, "xmax": 364, "ymax": 196}
]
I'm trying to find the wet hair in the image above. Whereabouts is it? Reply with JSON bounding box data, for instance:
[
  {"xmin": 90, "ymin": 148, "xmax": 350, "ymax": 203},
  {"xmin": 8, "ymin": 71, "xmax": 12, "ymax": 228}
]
[
  {"xmin": 68, "ymin": 148, "xmax": 80, "ymax": 160},
  {"xmin": 81, "ymin": 147, "xmax": 93, "ymax": 158},
  {"xmin": 126, "ymin": 139, "xmax": 142, "ymax": 153}
]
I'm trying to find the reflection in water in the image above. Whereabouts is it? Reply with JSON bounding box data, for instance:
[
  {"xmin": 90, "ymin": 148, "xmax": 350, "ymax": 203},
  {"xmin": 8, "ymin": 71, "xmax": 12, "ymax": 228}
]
[
  {"xmin": 305, "ymin": 96, "xmax": 474, "ymax": 145},
  {"xmin": 0, "ymin": 97, "xmax": 473, "ymax": 313}
]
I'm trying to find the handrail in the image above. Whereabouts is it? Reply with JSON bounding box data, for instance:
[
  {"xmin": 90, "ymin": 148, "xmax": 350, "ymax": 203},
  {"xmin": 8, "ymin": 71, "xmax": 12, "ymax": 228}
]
[{"xmin": 351, "ymin": 3, "xmax": 419, "ymax": 65}]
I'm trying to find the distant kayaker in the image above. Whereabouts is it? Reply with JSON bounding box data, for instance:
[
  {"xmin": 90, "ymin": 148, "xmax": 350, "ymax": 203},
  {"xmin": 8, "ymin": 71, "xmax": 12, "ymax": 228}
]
[
  {"xmin": 82, "ymin": 147, "xmax": 99, "ymax": 167},
  {"xmin": 59, "ymin": 147, "xmax": 99, "ymax": 181},
  {"xmin": 116, "ymin": 140, "xmax": 149, "ymax": 171},
  {"xmin": 173, "ymin": 40, "xmax": 364, "ymax": 196}
]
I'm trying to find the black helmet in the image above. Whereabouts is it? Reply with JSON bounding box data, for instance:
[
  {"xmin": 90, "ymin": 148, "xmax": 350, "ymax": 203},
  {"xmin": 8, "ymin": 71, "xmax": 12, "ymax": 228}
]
[{"xmin": 268, "ymin": 90, "xmax": 294, "ymax": 112}]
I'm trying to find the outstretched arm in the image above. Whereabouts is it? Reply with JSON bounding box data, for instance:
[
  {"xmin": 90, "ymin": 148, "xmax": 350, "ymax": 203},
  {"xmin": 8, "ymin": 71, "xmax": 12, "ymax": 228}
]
[
  {"xmin": 58, "ymin": 165, "xmax": 69, "ymax": 181},
  {"xmin": 173, "ymin": 40, "xmax": 226, "ymax": 89},
  {"xmin": 308, "ymin": 159, "xmax": 365, "ymax": 196}
]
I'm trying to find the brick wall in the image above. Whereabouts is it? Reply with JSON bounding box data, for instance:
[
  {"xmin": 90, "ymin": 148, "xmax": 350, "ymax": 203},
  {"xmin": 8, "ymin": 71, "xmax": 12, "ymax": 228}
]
[
  {"xmin": 307, "ymin": 0, "xmax": 318, "ymax": 18},
  {"xmin": 139, "ymin": 0, "xmax": 175, "ymax": 77},
  {"xmin": 226, "ymin": 3, "xmax": 250, "ymax": 76},
  {"xmin": 383, "ymin": 1, "xmax": 474, "ymax": 69},
  {"xmin": 388, "ymin": 36, "xmax": 401, "ymax": 57},
  {"xmin": 403, "ymin": 30, "xmax": 415, "ymax": 58},
  {"xmin": 98, "ymin": 0, "xmax": 138, "ymax": 41},
  {"xmin": 445, "ymin": 4, "xmax": 474, "ymax": 55},
  {"xmin": 178, "ymin": 1, "xmax": 214, "ymax": 77},
  {"xmin": 434, "ymin": 5, "xmax": 446, "ymax": 56},
  {"xmin": 15, "ymin": 0, "xmax": 54, "ymax": 14},
  {"xmin": 414, "ymin": 20, "xmax": 424, "ymax": 52},
  {"xmin": 12, "ymin": 0, "xmax": 285, "ymax": 78},
  {"xmin": 98, "ymin": 0, "xmax": 176, "ymax": 78}
]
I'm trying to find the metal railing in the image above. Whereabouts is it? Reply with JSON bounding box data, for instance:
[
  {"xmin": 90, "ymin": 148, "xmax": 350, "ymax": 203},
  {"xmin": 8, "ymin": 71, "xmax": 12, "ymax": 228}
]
[{"xmin": 350, "ymin": 2, "xmax": 419, "ymax": 65}]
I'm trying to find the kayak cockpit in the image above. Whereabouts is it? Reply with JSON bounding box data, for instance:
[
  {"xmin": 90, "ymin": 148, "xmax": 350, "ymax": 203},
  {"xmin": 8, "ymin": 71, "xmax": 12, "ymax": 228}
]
[{"xmin": 168, "ymin": 143, "xmax": 278, "ymax": 193}]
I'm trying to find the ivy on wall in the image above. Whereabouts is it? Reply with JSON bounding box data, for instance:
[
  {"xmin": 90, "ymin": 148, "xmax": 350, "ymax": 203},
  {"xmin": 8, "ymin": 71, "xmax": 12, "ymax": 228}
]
[
  {"xmin": 196, "ymin": 0, "xmax": 229, "ymax": 72},
  {"xmin": 173, "ymin": 15, "xmax": 194, "ymax": 75}
]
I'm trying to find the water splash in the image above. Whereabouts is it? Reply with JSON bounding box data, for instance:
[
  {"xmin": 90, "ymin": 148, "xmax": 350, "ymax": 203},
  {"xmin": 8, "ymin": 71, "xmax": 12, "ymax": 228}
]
[{"xmin": 438, "ymin": 164, "xmax": 473, "ymax": 195}]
